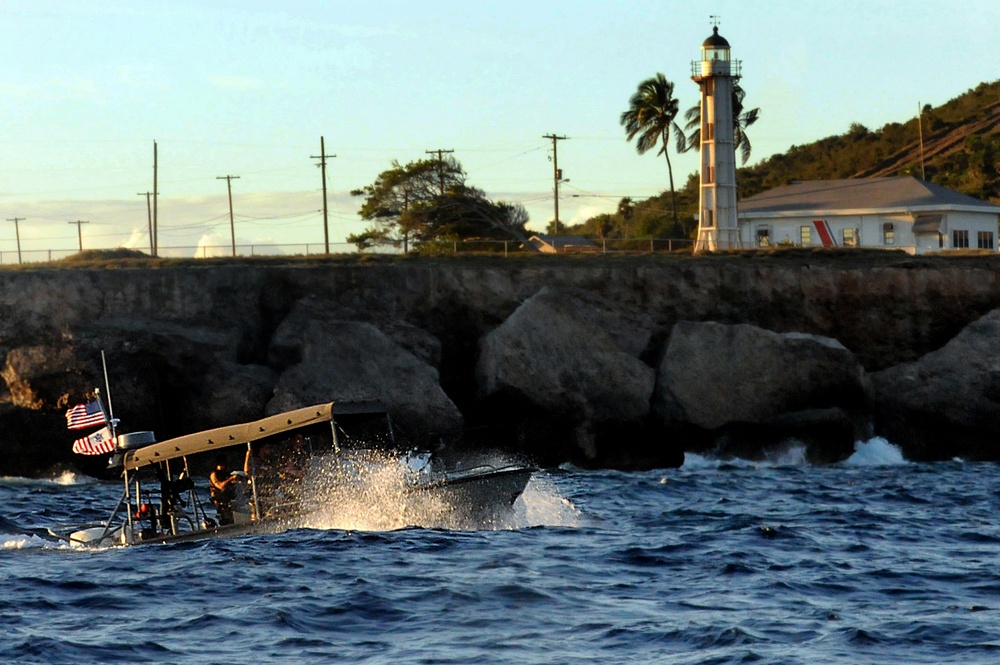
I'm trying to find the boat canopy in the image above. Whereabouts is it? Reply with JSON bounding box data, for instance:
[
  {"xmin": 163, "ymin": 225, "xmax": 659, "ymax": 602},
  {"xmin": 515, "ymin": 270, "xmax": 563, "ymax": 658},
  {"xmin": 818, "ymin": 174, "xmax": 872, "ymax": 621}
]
[{"xmin": 122, "ymin": 403, "xmax": 335, "ymax": 471}]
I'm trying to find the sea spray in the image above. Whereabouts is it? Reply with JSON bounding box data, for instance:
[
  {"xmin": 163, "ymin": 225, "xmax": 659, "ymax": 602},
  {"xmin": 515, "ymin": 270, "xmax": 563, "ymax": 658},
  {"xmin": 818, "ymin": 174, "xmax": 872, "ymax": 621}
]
[
  {"xmin": 516, "ymin": 474, "xmax": 581, "ymax": 528},
  {"xmin": 295, "ymin": 449, "xmax": 453, "ymax": 531},
  {"xmin": 845, "ymin": 437, "xmax": 907, "ymax": 466},
  {"xmin": 285, "ymin": 450, "xmax": 570, "ymax": 532}
]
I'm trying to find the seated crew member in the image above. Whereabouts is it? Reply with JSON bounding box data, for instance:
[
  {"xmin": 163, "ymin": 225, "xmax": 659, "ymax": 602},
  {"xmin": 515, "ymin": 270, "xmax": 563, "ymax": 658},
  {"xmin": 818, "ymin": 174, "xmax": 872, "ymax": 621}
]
[{"xmin": 209, "ymin": 455, "xmax": 239, "ymax": 525}]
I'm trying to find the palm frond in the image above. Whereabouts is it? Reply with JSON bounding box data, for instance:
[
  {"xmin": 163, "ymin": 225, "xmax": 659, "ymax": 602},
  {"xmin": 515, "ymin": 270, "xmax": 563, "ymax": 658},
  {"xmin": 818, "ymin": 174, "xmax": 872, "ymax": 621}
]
[{"xmin": 672, "ymin": 120, "xmax": 688, "ymax": 153}]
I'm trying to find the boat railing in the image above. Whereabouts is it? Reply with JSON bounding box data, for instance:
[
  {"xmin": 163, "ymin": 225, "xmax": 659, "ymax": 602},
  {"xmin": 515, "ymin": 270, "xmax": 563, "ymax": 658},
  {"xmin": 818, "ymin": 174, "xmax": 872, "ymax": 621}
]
[{"xmin": 439, "ymin": 463, "xmax": 529, "ymax": 481}]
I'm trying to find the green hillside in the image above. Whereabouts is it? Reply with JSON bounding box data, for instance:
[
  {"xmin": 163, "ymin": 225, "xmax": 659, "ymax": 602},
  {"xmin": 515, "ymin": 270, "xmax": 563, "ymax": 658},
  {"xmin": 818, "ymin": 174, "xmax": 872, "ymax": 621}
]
[
  {"xmin": 740, "ymin": 79, "xmax": 1000, "ymax": 201},
  {"xmin": 567, "ymin": 79, "xmax": 1000, "ymax": 240}
]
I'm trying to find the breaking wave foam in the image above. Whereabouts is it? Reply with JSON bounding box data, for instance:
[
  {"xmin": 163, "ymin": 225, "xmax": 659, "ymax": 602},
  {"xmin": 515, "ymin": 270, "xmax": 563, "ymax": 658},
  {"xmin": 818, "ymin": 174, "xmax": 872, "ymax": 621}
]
[
  {"xmin": 0, "ymin": 470, "xmax": 89, "ymax": 487},
  {"xmin": 844, "ymin": 437, "xmax": 907, "ymax": 466},
  {"xmin": 2, "ymin": 534, "xmax": 58, "ymax": 550},
  {"xmin": 681, "ymin": 445, "xmax": 810, "ymax": 470}
]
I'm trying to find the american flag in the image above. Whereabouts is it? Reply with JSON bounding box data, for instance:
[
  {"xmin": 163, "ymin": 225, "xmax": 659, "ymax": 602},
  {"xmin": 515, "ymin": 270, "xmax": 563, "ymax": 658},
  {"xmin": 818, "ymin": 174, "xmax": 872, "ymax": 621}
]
[
  {"xmin": 65, "ymin": 400, "xmax": 107, "ymax": 430},
  {"xmin": 72, "ymin": 426, "xmax": 115, "ymax": 455}
]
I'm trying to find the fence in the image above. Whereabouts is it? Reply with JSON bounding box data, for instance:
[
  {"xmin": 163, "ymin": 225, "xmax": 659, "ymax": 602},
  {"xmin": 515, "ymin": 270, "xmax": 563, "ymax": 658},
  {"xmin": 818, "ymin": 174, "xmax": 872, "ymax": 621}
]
[{"xmin": 0, "ymin": 237, "xmax": 695, "ymax": 265}]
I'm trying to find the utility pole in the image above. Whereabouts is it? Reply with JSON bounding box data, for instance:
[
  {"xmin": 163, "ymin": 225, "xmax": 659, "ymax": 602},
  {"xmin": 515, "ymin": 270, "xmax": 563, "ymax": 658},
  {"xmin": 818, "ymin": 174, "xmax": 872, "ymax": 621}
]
[
  {"xmin": 68, "ymin": 220, "xmax": 89, "ymax": 252},
  {"xmin": 137, "ymin": 192, "xmax": 153, "ymax": 255},
  {"xmin": 917, "ymin": 102, "xmax": 926, "ymax": 180},
  {"xmin": 217, "ymin": 175, "xmax": 240, "ymax": 257},
  {"xmin": 425, "ymin": 148, "xmax": 454, "ymax": 196},
  {"xmin": 6, "ymin": 217, "xmax": 24, "ymax": 264},
  {"xmin": 311, "ymin": 136, "xmax": 336, "ymax": 255},
  {"xmin": 542, "ymin": 134, "xmax": 568, "ymax": 234},
  {"xmin": 153, "ymin": 141, "xmax": 158, "ymax": 257}
]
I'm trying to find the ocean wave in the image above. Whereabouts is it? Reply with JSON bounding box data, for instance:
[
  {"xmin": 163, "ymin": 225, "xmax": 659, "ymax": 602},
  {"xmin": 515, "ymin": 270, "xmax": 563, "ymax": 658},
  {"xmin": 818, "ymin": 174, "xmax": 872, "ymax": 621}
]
[
  {"xmin": 845, "ymin": 437, "xmax": 908, "ymax": 466},
  {"xmin": 681, "ymin": 446, "xmax": 810, "ymax": 470},
  {"xmin": 2, "ymin": 534, "xmax": 63, "ymax": 550},
  {"xmin": 0, "ymin": 470, "xmax": 92, "ymax": 487}
]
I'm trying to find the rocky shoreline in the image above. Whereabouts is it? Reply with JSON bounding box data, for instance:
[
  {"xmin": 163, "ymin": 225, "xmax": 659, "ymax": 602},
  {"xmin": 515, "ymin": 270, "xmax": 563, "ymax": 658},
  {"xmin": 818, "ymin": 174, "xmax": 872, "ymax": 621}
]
[{"xmin": 2, "ymin": 252, "xmax": 1000, "ymax": 476}]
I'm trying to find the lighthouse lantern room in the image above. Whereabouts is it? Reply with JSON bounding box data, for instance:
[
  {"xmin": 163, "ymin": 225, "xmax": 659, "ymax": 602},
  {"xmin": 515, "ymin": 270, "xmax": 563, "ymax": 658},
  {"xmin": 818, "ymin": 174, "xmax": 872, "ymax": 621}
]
[{"xmin": 692, "ymin": 23, "xmax": 742, "ymax": 251}]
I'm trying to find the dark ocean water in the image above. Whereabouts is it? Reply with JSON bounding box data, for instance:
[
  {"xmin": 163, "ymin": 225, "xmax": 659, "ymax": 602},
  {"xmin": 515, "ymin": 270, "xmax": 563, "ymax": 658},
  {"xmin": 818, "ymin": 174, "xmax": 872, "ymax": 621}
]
[{"xmin": 3, "ymin": 439, "xmax": 1000, "ymax": 664}]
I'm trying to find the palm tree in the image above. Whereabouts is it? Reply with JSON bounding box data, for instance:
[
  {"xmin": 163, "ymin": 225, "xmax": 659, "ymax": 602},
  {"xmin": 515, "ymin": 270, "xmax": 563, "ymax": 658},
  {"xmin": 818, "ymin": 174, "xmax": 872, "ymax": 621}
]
[
  {"xmin": 620, "ymin": 74, "xmax": 686, "ymax": 231},
  {"xmin": 617, "ymin": 197, "xmax": 634, "ymax": 239},
  {"xmin": 683, "ymin": 82, "xmax": 760, "ymax": 165}
]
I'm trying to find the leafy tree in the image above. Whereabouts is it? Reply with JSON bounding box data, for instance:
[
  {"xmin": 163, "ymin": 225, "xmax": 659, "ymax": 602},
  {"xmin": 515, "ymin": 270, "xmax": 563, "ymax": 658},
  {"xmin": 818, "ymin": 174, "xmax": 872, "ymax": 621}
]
[
  {"xmin": 349, "ymin": 157, "xmax": 533, "ymax": 251},
  {"xmin": 683, "ymin": 81, "xmax": 761, "ymax": 164},
  {"xmin": 620, "ymin": 73, "xmax": 686, "ymax": 232}
]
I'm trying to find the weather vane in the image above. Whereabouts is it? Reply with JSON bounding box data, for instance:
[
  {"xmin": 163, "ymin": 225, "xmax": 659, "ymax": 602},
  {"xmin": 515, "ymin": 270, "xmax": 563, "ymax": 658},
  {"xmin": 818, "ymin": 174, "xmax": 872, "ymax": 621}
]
[{"xmin": 710, "ymin": 15, "xmax": 721, "ymax": 28}]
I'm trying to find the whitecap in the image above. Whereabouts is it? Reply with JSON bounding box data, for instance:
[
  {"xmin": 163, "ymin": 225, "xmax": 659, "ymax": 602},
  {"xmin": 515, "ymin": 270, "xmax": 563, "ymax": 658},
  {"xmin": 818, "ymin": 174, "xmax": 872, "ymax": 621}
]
[
  {"xmin": 681, "ymin": 445, "xmax": 810, "ymax": 470},
  {"xmin": 2, "ymin": 534, "xmax": 57, "ymax": 549},
  {"xmin": 679, "ymin": 452, "xmax": 724, "ymax": 470},
  {"xmin": 844, "ymin": 437, "xmax": 907, "ymax": 466},
  {"xmin": 0, "ymin": 470, "xmax": 91, "ymax": 486}
]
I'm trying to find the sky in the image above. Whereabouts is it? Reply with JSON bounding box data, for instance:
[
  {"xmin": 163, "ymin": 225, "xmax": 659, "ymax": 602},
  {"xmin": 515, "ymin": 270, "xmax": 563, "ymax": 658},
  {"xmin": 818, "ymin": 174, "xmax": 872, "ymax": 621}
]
[{"xmin": 1, "ymin": 0, "xmax": 998, "ymax": 259}]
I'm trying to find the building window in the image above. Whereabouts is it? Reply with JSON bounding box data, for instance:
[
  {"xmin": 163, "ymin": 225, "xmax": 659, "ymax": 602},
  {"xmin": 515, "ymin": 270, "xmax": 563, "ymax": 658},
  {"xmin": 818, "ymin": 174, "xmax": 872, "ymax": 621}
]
[
  {"xmin": 703, "ymin": 209, "xmax": 714, "ymax": 228},
  {"xmin": 800, "ymin": 226, "xmax": 811, "ymax": 245},
  {"xmin": 705, "ymin": 122, "xmax": 715, "ymax": 141},
  {"xmin": 953, "ymin": 229, "xmax": 970, "ymax": 248},
  {"xmin": 883, "ymin": 223, "xmax": 895, "ymax": 246},
  {"xmin": 706, "ymin": 166, "xmax": 715, "ymax": 184},
  {"xmin": 977, "ymin": 231, "xmax": 994, "ymax": 249},
  {"xmin": 843, "ymin": 228, "xmax": 857, "ymax": 247},
  {"xmin": 756, "ymin": 227, "xmax": 771, "ymax": 247}
]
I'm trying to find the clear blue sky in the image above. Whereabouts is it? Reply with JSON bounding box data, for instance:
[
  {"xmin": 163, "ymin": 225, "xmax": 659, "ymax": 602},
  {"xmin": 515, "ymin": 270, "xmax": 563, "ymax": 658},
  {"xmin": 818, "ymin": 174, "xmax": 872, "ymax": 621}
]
[{"xmin": 1, "ymin": 0, "xmax": 997, "ymax": 257}]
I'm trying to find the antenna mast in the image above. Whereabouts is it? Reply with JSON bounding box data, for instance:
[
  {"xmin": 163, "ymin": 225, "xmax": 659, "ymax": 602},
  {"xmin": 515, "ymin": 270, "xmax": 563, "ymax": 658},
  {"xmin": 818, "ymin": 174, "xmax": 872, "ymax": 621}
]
[{"xmin": 100, "ymin": 350, "xmax": 117, "ymax": 438}]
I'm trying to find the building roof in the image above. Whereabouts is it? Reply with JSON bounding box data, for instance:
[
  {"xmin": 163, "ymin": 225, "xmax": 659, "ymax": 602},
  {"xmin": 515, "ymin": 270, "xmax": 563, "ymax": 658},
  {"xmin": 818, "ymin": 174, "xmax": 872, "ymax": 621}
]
[
  {"xmin": 703, "ymin": 26, "xmax": 730, "ymax": 49},
  {"xmin": 739, "ymin": 177, "xmax": 1000, "ymax": 217}
]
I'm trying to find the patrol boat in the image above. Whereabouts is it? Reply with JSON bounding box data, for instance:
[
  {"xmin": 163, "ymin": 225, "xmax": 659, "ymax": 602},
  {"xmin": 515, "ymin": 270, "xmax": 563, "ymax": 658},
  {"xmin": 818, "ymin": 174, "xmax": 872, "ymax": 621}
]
[{"xmin": 67, "ymin": 402, "xmax": 535, "ymax": 547}]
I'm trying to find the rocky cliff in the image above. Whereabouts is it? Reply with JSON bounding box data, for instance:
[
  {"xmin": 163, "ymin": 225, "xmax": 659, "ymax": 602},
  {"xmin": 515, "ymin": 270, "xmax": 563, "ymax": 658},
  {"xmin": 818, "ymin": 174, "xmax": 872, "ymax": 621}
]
[{"xmin": 3, "ymin": 251, "xmax": 1000, "ymax": 476}]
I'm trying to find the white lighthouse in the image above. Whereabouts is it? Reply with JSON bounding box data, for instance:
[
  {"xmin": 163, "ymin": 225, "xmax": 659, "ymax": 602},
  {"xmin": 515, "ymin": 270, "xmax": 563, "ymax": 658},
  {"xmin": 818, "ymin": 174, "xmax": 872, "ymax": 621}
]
[{"xmin": 692, "ymin": 25, "xmax": 741, "ymax": 251}]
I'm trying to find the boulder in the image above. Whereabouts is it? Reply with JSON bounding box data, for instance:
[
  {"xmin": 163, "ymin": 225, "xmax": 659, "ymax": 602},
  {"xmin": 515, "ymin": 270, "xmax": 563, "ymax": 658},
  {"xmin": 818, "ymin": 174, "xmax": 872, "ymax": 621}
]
[
  {"xmin": 871, "ymin": 308, "xmax": 1000, "ymax": 460},
  {"xmin": 475, "ymin": 287, "xmax": 673, "ymax": 466},
  {"xmin": 477, "ymin": 286, "xmax": 655, "ymax": 423},
  {"xmin": 188, "ymin": 361, "xmax": 278, "ymax": 427},
  {"xmin": 268, "ymin": 300, "xmax": 462, "ymax": 438},
  {"xmin": 654, "ymin": 321, "xmax": 869, "ymax": 459}
]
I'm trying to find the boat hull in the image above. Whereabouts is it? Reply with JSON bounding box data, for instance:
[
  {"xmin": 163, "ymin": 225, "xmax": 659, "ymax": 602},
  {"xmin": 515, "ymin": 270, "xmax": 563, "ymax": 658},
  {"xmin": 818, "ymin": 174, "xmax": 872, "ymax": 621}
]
[{"xmin": 409, "ymin": 466, "xmax": 535, "ymax": 524}]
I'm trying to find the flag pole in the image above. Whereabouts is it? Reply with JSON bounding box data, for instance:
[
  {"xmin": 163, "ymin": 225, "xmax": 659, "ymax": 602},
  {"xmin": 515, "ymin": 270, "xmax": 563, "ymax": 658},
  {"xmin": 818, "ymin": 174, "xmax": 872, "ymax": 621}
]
[{"xmin": 100, "ymin": 350, "xmax": 117, "ymax": 438}]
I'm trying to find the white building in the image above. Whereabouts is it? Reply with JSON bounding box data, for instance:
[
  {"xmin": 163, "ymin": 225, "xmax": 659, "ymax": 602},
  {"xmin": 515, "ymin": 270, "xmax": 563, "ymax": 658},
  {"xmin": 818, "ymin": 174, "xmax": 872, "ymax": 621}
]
[{"xmin": 738, "ymin": 177, "xmax": 1000, "ymax": 254}]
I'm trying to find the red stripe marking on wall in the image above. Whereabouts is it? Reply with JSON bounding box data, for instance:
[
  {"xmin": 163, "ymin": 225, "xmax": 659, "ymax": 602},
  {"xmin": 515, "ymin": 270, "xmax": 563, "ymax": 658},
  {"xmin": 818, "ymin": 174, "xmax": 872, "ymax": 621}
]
[{"xmin": 813, "ymin": 220, "xmax": 835, "ymax": 247}]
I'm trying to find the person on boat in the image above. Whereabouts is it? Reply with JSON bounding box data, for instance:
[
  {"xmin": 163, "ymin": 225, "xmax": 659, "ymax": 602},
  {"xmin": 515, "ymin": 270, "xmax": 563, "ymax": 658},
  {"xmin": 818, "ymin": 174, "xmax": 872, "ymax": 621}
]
[
  {"xmin": 247, "ymin": 442, "xmax": 279, "ymax": 516},
  {"xmin": 155, "ymin": 463, "xmax": 191, "ymax": 532},
  {"xmin": 209, "ymin": 455, "xmax": 238, "ymax": 525},
  {"xmin": 279, "ymin": 433, "xmax": 308, "ymax": 481}
]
